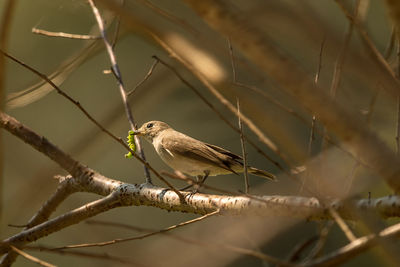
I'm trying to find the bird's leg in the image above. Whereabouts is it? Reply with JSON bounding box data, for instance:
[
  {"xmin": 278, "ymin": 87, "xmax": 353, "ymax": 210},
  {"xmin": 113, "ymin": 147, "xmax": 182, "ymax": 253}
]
[
  {"xmin": 192, "ymin": 170, "xmax": 210, "ymax": 193},
  {"xmin": 182, "ymin": 171, "xmax": 210, "ymax": 202},
  {"xmin": 179, "ymin": 171, "xmax": 210, "ymax": 192},
  {"xmin": 198, "ymin": 170, "xmax": 210, "ymax": 187}
]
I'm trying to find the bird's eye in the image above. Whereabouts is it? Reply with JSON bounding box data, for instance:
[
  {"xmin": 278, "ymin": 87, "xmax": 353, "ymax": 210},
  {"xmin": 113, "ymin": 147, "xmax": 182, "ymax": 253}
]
[{"xmin": 146, "ymin": 123, "xmax": 154, "ymax": 129}]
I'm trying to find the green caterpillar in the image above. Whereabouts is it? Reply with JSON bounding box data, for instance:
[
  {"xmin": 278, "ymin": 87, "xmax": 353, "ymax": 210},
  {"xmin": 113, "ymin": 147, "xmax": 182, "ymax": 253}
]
[{"xmin": 124, "ymin": 130, "xmax": 136, "ymax": 158}]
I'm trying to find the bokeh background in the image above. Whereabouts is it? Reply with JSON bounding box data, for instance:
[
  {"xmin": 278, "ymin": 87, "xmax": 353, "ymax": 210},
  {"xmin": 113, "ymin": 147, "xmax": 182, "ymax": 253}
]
[{"xmin": 1, "ymin": 0, "xmax": 399, "ymax": 266}]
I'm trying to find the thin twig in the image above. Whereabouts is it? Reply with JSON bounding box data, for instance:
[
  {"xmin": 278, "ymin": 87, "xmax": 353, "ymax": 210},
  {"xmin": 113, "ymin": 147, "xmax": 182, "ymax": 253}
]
[
  {"xmin": 87, "ymin": 218, "xmax": 296, "ymax": 267},
  {"xmin": 309, "ymin": 36, "xmax": 325, "ymax": 156},
  {"xmin": 234, "ymin": 81, "xmax": 309, "ymax": 125},
  {"xmin": 330, "ymin": 0, "xmax": 359, "ymax": 100},
  {"xmin": 228, "ymin": 38, "xmax": 237, "ymax": 82},
  {"xmin": 11, "ymin": 246, "xmax": 56, "ymax": 267},
  {"xmin": 329, "ymin": 208, "xmax": 357, "ymax": 242},
  {"xmin": 110, "ymin": 0, "xmax": 124, "ymax": 49},
  {"xmin": 302, "ymin": 221, "xmax": 334, "ymax": 263},
  {"xmin": 307, "ymin": 116, "xmax": 316, "ymax": 157},
  {"xmin": 301, "ymin": 37, "xmax": 325, "ymax": 193},
  {"xmin": 137, "ymin": 0, "xmax": 199, "ymax": 35},
  {"xmin": 385, "ymin": 25, "xmax": 396, "ymax": 59},
  {"xmin": 32, "ymin": 28, "xmax": 99, "ymax": 40},
  {"xmin": 26, "ymin": 245, "xmax": 138, "ymax": 266},
  {"xmin": 237, "ymin": 100, "xmax": 249, "ymax": 193},
  {"xmin": 396, "ymin": 41, "xmax": 400, "ymax": 155},
  {"xmin": 0, "ymin": 50, "xmax": 184, "ymax": 200},
  {"xmin": 87, "ymin": 0, "xmax": 152, "ymax": 183},
  {"xmin": 321, "ymin": 1, "xmax": 360, "ymax": 153},
  {"xmin": 287, "ymin": 235, "xmax": 319, "ymax": 262},
  {"xmin": 52, "ymin": 210, "xmax": 220, "ymax": 249},
  {"xmin": 127, "ymin": 58, "xmax": 159, "ymax": 96}
]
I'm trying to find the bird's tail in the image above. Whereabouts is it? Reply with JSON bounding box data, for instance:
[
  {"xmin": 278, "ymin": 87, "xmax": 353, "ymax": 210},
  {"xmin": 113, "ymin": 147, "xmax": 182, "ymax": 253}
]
[{"xmin": 248, "ymin": 167, "xmax": 276, "ymax": 181}]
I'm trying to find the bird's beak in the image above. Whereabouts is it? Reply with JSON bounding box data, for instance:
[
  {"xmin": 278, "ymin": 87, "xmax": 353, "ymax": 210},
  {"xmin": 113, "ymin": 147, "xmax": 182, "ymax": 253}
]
[{"xmin": 132, "ymin": 129, "xmax": 143, "ymax": 136}]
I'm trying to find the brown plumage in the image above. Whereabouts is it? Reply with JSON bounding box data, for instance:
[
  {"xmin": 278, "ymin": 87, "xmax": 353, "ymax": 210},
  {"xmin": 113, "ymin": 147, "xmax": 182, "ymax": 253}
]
[{"xmin": 134, "ymin": 121, "xmax": 276, "ymax": 181}]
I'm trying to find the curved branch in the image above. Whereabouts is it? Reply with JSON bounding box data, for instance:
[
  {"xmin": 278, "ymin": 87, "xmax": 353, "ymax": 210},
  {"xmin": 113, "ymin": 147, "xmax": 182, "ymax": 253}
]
[{"xmin": 305, "ymin": 221, "xmax": 400, "ymax": 266}]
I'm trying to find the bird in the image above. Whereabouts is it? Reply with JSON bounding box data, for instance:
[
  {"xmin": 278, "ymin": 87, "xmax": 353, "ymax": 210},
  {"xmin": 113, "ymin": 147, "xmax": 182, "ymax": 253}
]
[{"xmin": 133, "ymin": 121, "xmax": 276, "ymax": 188}]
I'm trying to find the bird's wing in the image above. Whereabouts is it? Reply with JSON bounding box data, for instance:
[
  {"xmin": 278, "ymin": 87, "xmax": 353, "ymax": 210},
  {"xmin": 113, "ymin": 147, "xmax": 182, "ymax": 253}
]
[
  {"xmin": 204, "ymin": 143, "xmax": 243, "ymax": 161},
  {"xmin": 161, "ymin": 133, "xmax": 238, "ymax": 174}
]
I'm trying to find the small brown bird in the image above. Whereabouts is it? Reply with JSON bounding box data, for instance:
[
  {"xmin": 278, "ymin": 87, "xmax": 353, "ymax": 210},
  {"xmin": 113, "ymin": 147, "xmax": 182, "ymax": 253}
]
[{"xmin": 134, "ymin": 121, "xmax": 276, "ymax": 186}]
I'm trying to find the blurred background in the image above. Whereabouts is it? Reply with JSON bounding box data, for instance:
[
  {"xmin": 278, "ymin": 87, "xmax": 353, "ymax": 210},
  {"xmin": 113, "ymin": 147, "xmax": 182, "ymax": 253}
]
[{"xmin": 1, "ymin": 0, "xmax": 399, "ymax": 266}]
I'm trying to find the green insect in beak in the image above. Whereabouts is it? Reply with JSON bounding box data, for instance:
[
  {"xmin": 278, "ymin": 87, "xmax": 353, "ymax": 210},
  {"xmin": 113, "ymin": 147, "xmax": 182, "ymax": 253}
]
[{"xmin": 124, "ymin": 130, "xmax": 137, "ymax": 158}]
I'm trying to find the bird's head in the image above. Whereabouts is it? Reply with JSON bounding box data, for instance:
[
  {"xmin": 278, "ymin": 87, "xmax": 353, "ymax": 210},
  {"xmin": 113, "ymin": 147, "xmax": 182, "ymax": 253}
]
[{"xmin": 134, "ymin": 121, "xmax": 171, "ymax": 143}]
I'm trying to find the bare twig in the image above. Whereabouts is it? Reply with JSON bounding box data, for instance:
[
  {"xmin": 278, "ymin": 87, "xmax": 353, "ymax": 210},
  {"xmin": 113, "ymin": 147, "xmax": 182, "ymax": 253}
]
[
  {"xmin": 11, "ymin": 246, "xmax": 56, "ymax": 267},
  {"xmin": 330, "ymin": 0, "xmax": 359, "ymax": 100},
  {"xmin": 228, "ymin": 38, "xmax": 237, "ymax": 82},
  {"xmin": 87, "ymin": 0, "xmax": 152, "ymax": 184},
  {"xmin": 26, "ymin": 245, "xmax": 138, "ymax": 266},
  {"xmin": 302, "ymin": 37, "xmax": 325, "ymax": 193},
  {"xmin": 307, "ymin": 116, "xmax": 316, "ymax": 157},
  {"xmin": 32, "ymin": 27, "xmax": 99, "ymax": 40},
  {"xmin": 88, "ymin": 219, "xmax": 296, "ymax": 267},
  {"xmin": 234, "ymin": 81, "xmax": 309, "ymax": 125},
  {"xmin": 237, "ymin": 100, "xmax": 249, "ymax": 193},
  {"xmin": 287, "ymin": 235, "xmax": 319, "ymax": 263},
  {"xmin": 127, "ymin": 57, "xmax": 159, "ymax": 96},
  {"xmin": 110, "ymin": 0, "xmax": 124, "ymax": 49},
  {"xmin": 52, "ymin": 210, "xmax": 220, "ymax": 249},
  {"xmin": 396, "ymin": 42, "xmax": 400, "ymax": 155},
  {"xmin": 303, "ymin": 222, "xmax": 334, "ymax": 263},
  {"xmin": 329, "ymin": 208, "xmax": 357, "ymax": 242},
  {"xmin": 137, "ymin": 0, "xmax": 198, "ymax": 35},
  {"xmin": 384, "ymin": 25, "xmax": 396, "ymax": 59},
  {"xmin": 321, "ymin": 1, "xmax": 359, "ymax": 154}
]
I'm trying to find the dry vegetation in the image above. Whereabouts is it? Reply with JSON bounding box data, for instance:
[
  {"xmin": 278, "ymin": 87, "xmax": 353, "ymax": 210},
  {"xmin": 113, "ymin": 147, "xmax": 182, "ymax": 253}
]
[{"xmin": 1, "ymin": 0, "xmax": 400, "ymax": 266}]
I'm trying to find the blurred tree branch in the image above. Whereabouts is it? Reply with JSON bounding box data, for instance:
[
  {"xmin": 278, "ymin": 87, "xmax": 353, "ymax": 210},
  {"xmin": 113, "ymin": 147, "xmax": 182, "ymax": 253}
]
[{"xmin": 182, "ymin": 0, "xmax": 400, "ymax": 192}]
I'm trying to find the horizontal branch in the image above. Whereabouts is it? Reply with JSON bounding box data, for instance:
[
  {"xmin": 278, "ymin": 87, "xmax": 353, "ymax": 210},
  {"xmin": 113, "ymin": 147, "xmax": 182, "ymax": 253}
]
[{"xmin": 1, "ymin": 177, "xmax": 400, "ymax": 255}]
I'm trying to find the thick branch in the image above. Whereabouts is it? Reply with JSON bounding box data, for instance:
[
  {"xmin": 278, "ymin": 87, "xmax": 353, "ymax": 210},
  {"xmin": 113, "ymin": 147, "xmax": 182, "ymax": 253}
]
[{"xmin": 0, "ymin": 192, "xmax": 121, "ymax": 255}]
